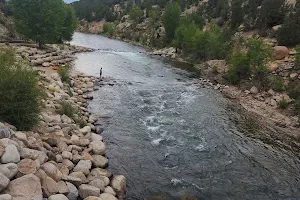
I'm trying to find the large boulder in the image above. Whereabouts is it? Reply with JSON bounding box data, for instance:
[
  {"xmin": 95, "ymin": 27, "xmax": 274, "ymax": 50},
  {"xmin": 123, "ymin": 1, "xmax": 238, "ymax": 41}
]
[
  {"xmin": 78, "ymin": 184, "xmax": 100, "ymax": 199},
  {"xmin": 4, "ymin": 174, "xmax": 43, "ymax": 200},
  {"xmin": 273, "ymin": 46, "xmax": 289, "ymax": 60},
  {"xmin": 250, "ymin": 86, "xmax": 259, "ymax": 94},
  {"xmin": 104, "ymin": 186, "xmax": 116, "ymax": 196},
  {"xmin": 92, "ymin": 155, "xmax": 108, "ymax": 168},
  {"xmin": 73, "ymin": 160, "xmax": 92, "ymax": 175},
  {"xmin": 111, "ymin": 175, "xmax": 126, "ymax": 196},
  {"xmin": 1, "ymin": 144, "xmax": 20, "ymax": 163},
  {"xmin": 66, "ymin": 182, "xmax": 78, "ymax": 200},
  {"xmin": 0, "ymin": 163, "xmax": 18, "ymax": 179},
  {"xmin": 0, "ymin": 172, "xmax": 9, "ymax": 192},
  {"xmin": 41, "ymin": 162, "xmax": 62, "ymax": 182}
]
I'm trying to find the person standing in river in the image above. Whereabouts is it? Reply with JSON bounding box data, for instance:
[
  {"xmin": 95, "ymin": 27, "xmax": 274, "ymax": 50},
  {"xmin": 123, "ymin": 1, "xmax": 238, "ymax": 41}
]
[{"xmin": 100, "ymin": 67, "xmax": 103, "ymax": 79}]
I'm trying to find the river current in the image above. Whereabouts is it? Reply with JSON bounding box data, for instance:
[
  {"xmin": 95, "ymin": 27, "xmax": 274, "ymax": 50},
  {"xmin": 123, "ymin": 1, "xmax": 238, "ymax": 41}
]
[{"xmin": 71, "ymin": 32, "xmax": 300, "ymax": 200}]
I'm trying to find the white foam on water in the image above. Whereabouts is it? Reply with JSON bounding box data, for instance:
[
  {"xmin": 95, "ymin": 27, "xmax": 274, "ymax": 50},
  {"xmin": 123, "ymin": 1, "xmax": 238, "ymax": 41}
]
[
  {"xmin": 171, "ymin": 178, "xmax": 182, "ymax": 186},
  {"xmin": 147, "ymin": 126, "xmax": 160, "ymax": 132},
  {"xmin": 195, "ymin": 142, "xmax": 207, "ymax": 152},
  {"xmin": 151, "ymin": 138, "xmax": 164, "ymax": 146},
  {"xmin": 145, "ymin": 115, "xmax": 156, "ymax": 123}
]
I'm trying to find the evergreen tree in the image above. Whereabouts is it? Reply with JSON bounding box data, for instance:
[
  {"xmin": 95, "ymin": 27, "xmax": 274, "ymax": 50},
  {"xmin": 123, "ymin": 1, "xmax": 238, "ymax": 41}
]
[
  {"xmin": 229, "ymin": 0, "xmax": 244, "ymax": 30},
  {"xmin": 129, "ymin": 6, "xmax": 144, "ymax": 23},
  {"xmin": 163, "ymin": 2, "xmax": 181, "ymax": 43}
]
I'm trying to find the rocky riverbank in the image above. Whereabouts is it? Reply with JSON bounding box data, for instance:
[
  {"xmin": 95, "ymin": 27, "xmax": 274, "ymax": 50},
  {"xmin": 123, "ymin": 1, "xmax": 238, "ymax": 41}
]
[{"xmin": 0, "ymin": 44, "xmax": 126, "ymax": 200}]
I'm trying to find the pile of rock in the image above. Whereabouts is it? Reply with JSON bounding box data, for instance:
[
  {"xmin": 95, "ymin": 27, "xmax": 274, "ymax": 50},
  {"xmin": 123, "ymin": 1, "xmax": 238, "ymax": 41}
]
[
  {"xmin": 0, "ymin": 66, "xmax": 126, "ymax": 199},
  {"xmin": 0, "ymin": 43, "xmax": 93, "ymax": 68}
]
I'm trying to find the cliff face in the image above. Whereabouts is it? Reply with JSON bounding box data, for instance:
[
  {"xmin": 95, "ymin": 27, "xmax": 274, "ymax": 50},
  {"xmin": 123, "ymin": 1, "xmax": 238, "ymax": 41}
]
[
  {"xmin": 77, "ymin": 20, "xmax": 105, "ymax": 34},
  {"xmin": 0, "ymin": 12, "xmax": 16, "ymax": 40}
]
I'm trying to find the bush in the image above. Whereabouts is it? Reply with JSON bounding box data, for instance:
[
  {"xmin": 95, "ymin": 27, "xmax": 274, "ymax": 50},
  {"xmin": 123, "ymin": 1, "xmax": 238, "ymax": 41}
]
[
  {"xmin": 295, "ymin": 99, "xmax": 300, "ymax": 115},
  {"xmin": 278, "ymin": 98, "xmax": 289, "ymax": 109},
  {"xmin": 287, "ymin": 81, "xmax": 300, "ymax": 99},
  {"xmin": 129, "ymin": 6, "xmax": 143, "ymax": 23},
  {"xmin": 227, "ymin": 51, "xmax": 250, "ymax": 84},
  {"xmin": 103, "ymin": 23, "xmax": 115, "ymax": 36},
  {"xmin": 276, "ymin": 4, "xmax": 300, "ymax": 46},
  {"xmin": 295, "ymin": 45, "xmax": 300, "ymax": 69},
  {"xmin": 57, "ymin": 100, "xmax": 87, "ymax": 127},
  {"xmin": 0, "ymin": 49, "xmax": 43, "ymax": 130},
  {"xmin": 56, "ymin": 100, "xmax": 77, "ymax": 118},
  {"xmin": 227, "ymin": 38, "xmax": 271, "ymax": 85},
  {"xmin": 257, "ymin": 0, "xmax": 287, "ymax": 28},
  {"xmin": 192, "ymin": 24, "xmax": 232, "ymax": 60},
  {"xmin": 270, "ymin": 76, "xmax": 285, "ymax": 92},
  {"xmin": 57, "ymin": 66, "xmax": 70, "ymax": 83}
]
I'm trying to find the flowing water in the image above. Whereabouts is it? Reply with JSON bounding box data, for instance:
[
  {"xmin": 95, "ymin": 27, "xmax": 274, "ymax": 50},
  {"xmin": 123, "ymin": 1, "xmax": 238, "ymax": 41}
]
[{"xmin": 71, "ymin": 32, "xmax": 300, "ymax": 200}]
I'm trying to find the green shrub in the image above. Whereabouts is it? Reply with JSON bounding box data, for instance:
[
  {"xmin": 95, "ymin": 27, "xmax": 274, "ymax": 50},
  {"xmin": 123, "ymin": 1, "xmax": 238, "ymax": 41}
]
[
  {"xmin": 227, "ymin": 38, "xmax": 271, "ymax": 85},
  {"xmin": 192, "ymin": 24, "xmax": 232, "ymax": 60},
  {"xmin": 295, "ymin": 99, "xmax": 300, "ymax": 115},
  {"xmin": 257, "ymin": 0, "xmax": 287, "ymax": 28},
  {"xmin": 56, "ymin": 100, "xmax": 77, "ymax": 118},
  {"xmin": 129, "ymin": 6, "xmax": 143, "ymax": 23},
  {"xmin": 56, "ymin": 100, "xmax": 87, "ymax": 127},
  {"xmin": 57, "ymin": 66, "xmax": 70, "ymax": 83},
  {"xmin": 270, "ymin": 76, "xmax": 285, "ymax": 92},
  {"xmin": 0, "ymin": 49, "xmax": 43, "ymax": 130},
  {"xmin": 295, "ymin": 45, "xmax": 300, "ymax": 69},
  {"xmin": 103, "ymin": 23, "xmax": 115, "ymax": 36},
  {"xmin": 227, "ymin": 51, "xmax": 250, "ymax": 84},
  {"xmin": 276, "ymin": 4, "xmax": 300, "ymax": 46},
  {"xmin": 287, "ymin": 81, "xmax": 300, "ymax": 99},
  {"xmin": 278, "ymin": 98, "xmax": 289, "ymax": 109}
]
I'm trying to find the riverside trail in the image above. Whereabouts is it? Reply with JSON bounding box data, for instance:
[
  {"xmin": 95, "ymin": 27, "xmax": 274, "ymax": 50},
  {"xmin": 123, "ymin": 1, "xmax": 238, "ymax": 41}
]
[{"xmin": 71, "ymin": 32, "xmax": 300, "ymax": 200}]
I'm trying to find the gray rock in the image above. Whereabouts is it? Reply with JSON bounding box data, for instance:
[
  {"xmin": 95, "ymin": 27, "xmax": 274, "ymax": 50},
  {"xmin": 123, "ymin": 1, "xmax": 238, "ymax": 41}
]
[
  {"xmin": 0, "ymin": 172, "xmax": 9, "ymax": 192},
  {"xmin": 69, "ymin": 171, "xmax": 87, "ymax": 183},
  {"xmin": 111, "ymin": 175, "xmax": 126, "ymax": 195},
  {"xmin": 42, "ymin": 176, "xmax": 59, "ymax": 197},
  {"xmin": 99, "ymin": 193, "xmax": 118, "ymax": 200},
  {"xmin": 0, "ymin": 194, "xmax": 12, "ymax": 200},
  {"xmin": 13, "ymin": 132, "xmax": 27, "ymax": 141},
  {"xmin": 88, "ymin": 168, "xmax": 112, "ymax": 182},
  {"xmin": 41, "ymin": 162, "xmax": 62, "ymax": 182},
  {"xmin": 89, "ymin": 179, "xmax": 105, "ymax": 191},
  {"xmin": 79, "ymin": 126, "xmax": 91, "ymax": 135},
  {"xmin": 0, "ymin": 126, "xmax": 11, "ymax": 139},
  {"xmin": 91, "ymin": 133, "xmax": 103, "ymax": 142},
  {"xmin": 92, "ymin": 155, "xmax": 108, "ymax": 168},
  {"xmin": 62, "ymin": 151, "xmax": 72, "ymax": 160},
  {"xmin": 104, "ymin": 186, "xmax": 116, "ymax": 196},
  {"xmin": 0, "ymin": 163, "xmax": 18, "ymax": 179},
  {"xmin": 89, "ymin": 141, "xmax": 106, "ymax": 155},
  {"xmin": 250, "ymin": 86, "xmax": 259, "ymax": 94},
  {"xmin": 37, "ymin": 151, "xmax": 48, "ymax": 165},
  {"xmin": 66, "ymin": 182, "xmax": 78, "ymax": 200},
  {"xmin": 4, "ymin": 174, "xmax": 42, "ymax": 200},
  {"xmin": 73, "ymin": 160, "xmax": 92, "ymax": 175},
  {"xmin": 57, "ymin": 181, "xmax": 69, "ymax": 194},
  {"xmin": 48, "ymin": 194, "xmax": 68, "ymax": 200},
  {"xmin": 20, "ymin": 148, "xmax": 40, "ymax": 160},
  {"xmin": 1, "ymin": 144, "xmax": 20, "ymax": 163},
  {"xmin": 84, "ymin": 197, "xmax": 102, "ymax": 200},
  {"xmin": 17, "ymin": 158, "xmax": 38, "ymax": 175},
  {"xmin": 62, "ymin": 159, "xmax": 74, "ymax": 170},
  {"xmin": 62, "ymin": 175, "xmax": 82, "ymax": 187},
  {"xmin": 78, "ymin": 184, "xmax": 100, "ymax": 199},
  {"xmin": 61, "ymin": 115, "xmax": 72, "ymax": 124}
]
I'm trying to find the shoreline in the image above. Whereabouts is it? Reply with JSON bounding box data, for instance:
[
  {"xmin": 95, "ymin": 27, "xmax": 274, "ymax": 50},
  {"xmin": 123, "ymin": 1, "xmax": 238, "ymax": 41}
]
[
  {"xmin": 75, "ymin": 31, "xmax": 300, "ymax": 153},
  {"xmin": 0, "ymin": 42, "xmax": 126, "ymax": 199}
]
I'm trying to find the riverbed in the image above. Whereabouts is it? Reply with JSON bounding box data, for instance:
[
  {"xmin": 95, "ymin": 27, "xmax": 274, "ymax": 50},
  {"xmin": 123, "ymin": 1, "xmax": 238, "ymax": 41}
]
[{"xmin": 71, "ymin": 32, "xmax": 300, "ymax": 200}]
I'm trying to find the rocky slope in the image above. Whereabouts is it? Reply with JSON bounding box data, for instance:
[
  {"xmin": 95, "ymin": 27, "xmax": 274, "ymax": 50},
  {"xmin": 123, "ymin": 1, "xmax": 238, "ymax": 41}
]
[{"xmin": 0, "ymin": 43, "xmax": 126, "ymax": 200}]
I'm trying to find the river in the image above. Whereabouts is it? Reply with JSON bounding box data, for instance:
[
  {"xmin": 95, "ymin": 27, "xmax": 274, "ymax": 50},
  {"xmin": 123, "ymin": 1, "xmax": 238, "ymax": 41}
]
[{"xmin": 71, "ymin": 32, "xmax": 300, "ymax": 200}]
